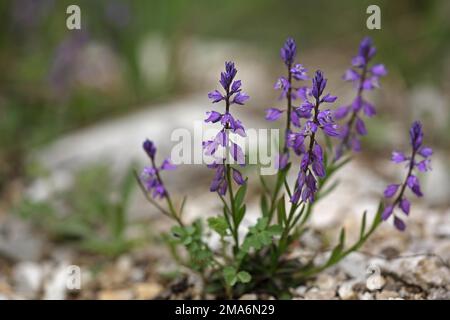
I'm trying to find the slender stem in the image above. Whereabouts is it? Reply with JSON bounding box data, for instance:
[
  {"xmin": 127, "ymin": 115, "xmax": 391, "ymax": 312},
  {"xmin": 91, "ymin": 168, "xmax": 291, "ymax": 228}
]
[
  {"xmin": 224, "ymin": 89, "xmax": 239, "ymax": 255},
  {"xmin": 284, "ymin": 63, "xmax": 293, "ymax": 153},
  {"xmin": 340, "ymin": 60, "xmax": 369, "ymax": 152},
  {"xmin": 392, "ymin": 148, "xmax": 417, "ymax": 207},
  {"xmin": 151, "ymin": 157, "xmax": 184, "ymax": 226}
]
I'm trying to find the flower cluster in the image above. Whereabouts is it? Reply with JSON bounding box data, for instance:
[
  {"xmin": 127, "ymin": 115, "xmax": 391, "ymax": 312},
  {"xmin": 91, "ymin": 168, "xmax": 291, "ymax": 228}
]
[
  {"xmin": 140, "ymin": 139, "xmax": 176, "ymax": 199},
  {"xmin": 382, "ymin": 121, "xmax": 432, "ymax": 230},
  {"xmin": 204, "ymin": 62, "xmax": 249, "ymax": 195},
  {"xmin": 289, "ymin": 70, "xmax": 339, "ymax": 203},
  {"xmin": 265, "ymin": 38, "xmax": 308, "ymax": 124},
  {"xmin": 334, "ymin": 37, "xmax": 387, "ymax": 159}
]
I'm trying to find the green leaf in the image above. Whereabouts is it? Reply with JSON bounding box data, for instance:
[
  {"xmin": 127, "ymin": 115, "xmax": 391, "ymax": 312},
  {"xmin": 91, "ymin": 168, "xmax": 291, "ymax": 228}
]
[
  {"xmin": 207, "ymin": 216, "xmax": 228, "ymax": 237},
  {"xmin": 360, "ymin": 211, "xmax": 367, "ymax": 239},
  {"xmin": 260, "ymin": 194, "xmax": 269, "ymax": 217},
  {"xmin": 339, "ymin": 228, "xmax": 346, "ymax": 246},
  {"xmin": 236, "ymin": 204, "xmax": 246, "ymax": 226},
  {"xmin": 223, "ymin": 266, "xmax": 237, "ymax": 286},
  {"xmin": 234, "ymin": 183, "xmax": 247, "ymax": 211},
  {"xmin": 267, "ymin": 224, "xmax": 283, "ymax": 235},
  {"xmin": 237, "ymin": 271, "xmax": 251, "ymax": 283},
  {"xmin": 256, "ymin": 217, "xmax": 269, "ymax": 231},
  {"xmin": 276, "ymin": 196, "xmax": 286, "ymax": 226}
]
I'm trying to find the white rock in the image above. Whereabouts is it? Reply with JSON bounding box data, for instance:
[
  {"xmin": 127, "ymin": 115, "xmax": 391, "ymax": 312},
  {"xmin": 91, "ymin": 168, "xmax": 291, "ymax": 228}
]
[
  {"xmin": 43, "ymin": 264, "xmax": 69, "ymax": 300},
  {"xmin": 338, "ymin": 282, "xmax": 357, "ymax": 300},
  {"xmin": 366, "ymin": 275, "xmax": 386, "ymax": 291},
  {"xmin": 13, "ymin": 262, "xmax": 44, "ymax": 298}
]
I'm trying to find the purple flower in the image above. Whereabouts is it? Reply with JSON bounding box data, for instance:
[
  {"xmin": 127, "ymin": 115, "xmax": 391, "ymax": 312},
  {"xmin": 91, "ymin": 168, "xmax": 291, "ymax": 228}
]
[
  {"xmin": 140, "ymin": 140, "xmax": 176, "ymax": 200},
  {"xmin": 204, "ymin": 61, "xmax": 248, "ymax": 195},
  {"xmin": 232, "ymin": 92, "xmax": 250, "ymax": 105},
  {"xmin": 289, "ymin": 70, "xmax": 339, "ymax": 203},
  {"xmin": 265, "ymin": 108, "xmax": 284, "ymax": 121},
  {"xmin": 409, "ymin": 121, "xmax": 423, "ymax": 150},
  {"xmin": 291, "ymin": 64, "xmax": 308, "ymax": 80},
  {"xmin": 280, "ymin": 37, "xmax": 297, "ymax": 66},
  {"xmin": 208, "ymin": 90, "xmax": 224, "ymax": 103},
  {"xmin": 335, "ymin": 37, "xmax": 387, "ymax": 159},
  {"xmin": 232, "ymin": 168, "xmax": 245, "ymax": 185},
  {"xmin": 384, "ymin": 184, "xmax": 399, "ymax": 198},
  {"xmin": 382, "ymin": 121, "xmax": 431, "ymax": 231},
  {"xmin": 143, "ymin": 139, "xmax": 156, "ymax": 159}
]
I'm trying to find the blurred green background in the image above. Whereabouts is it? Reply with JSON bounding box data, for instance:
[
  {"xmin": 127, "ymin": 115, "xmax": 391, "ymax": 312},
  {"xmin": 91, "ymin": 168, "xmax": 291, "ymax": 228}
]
[{"xmin": 1, "ymin": 0, "xmax": 449, "ymax": 196}]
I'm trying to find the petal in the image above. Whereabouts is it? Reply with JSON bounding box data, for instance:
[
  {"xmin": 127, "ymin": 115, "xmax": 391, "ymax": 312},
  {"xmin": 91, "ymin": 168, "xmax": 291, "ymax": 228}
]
[
  {"xmin": 384, "ymin": 184, "xmax": 399, "ymax": 198},
  {"xmin": 419, "ymin": 147, "xmax": 433, "ymax": 158},
  {"xmin": 334, "ymin": 105, "xmax": 350, "ymax": 120},
  {"xmin": 381, "ymin": 205, "xmax": 394, "ymax": 220},
  {"xmin": 355, "ymin": 117, "xmax": 367, "ymax": 135},
  {"xmin": 205, "ymin": 111, "xmax": 223, "ymax": 123},
  {"xmin": 265, "ymin": 108, "xmax": 284, "ymax": 121},
  {"xmin": 207, "ymin": 90, "xmax": 224, "ymax": 103},
  {"xmin": 399, "ymin": 198, "xmax": 410, "ymax": 215},
  {"xmin": 394, "ymin": 216, "xmax": 406, "ymax": 231},
  {"xmin": 232, "ymin": 168, "xmax": 245, "ymax": 185},
  {"xmin": 321, "ymin": 93, "xmax": 337, "ymax": 103},
  {"xmin": 391, "ymin": 151, "xmax": 407, "ymax": 163},
  {"xmin": 371, "ymin": 64, "xmax": 387, "ymax": 77},
  {"xmin": 161, "ymin": 158, "xmax": 177, "ymax": 170}
]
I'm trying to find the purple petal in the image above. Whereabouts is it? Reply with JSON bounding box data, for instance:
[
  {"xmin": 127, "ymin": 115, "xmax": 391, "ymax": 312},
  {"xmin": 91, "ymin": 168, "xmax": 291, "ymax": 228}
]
[
  {"xmin": 416, "ymin": 159, "xmax": 431, "ymax": 172},
  {"xmin": 355, "ymin": 117, "xmax": 367, "ymax": 135},
  {"xmin": 407, "ymin": 175, "xmax": 423, "ymax": 197},
  {"xmin": 399, "ymin": 198, "xmax": 410, "ymax": 215},
  {"xmin": 343, "ymin": 69, "xmax": 360, "ymax": 81},
  {"xmin": 205, "ymin": 111, "xmax": 223, "ymax": 123},
  {"xmin": 334, "ymin": 105, "xmax": 350, "ymax": 120},
  {"xmin": 384, "ymin": 184, "xmax": 400, "ymax": 198},
  {"xmin": 232, "ymin": 92, "xmax": 249, "ymax": 105},
  {"xmin": 161, "ymin": 158, "xmax": 177, "ymax": 171},
  {"xmin": 232, "ymin": 168, "xmax": 245, "ymax": 185},
  {"xmin": 391, "ymin": 151, "xmax": 407, "ymax": 163},
  {"xmin": 208, "ymin": 90, "xmax": 224, "ymax": 103},
  {"xmin": 394, "ymin": 216, "xmax": 406, "ymax": 231},
  {"xmin": 231, "ymin": 80, "xmax": 242, "ymax": 93},
  {"xmin": 419, "ymin": 147, "xmax": 432, "ymax": 158},
  {"xmin": 321, "ymin": 93, "xmax": 337, "ymax": 103},
  {"xmin": 265, "ymin": 108, "xmax": 284, "ymax": 121},
  {"xmin": 363, "ymin": 101, "xmax": 376, "ymax": 117},
  {"xmin": 382, "ymin": 205, "xmax": 394, "ymax": 220},
  {"xmin": 371, "ymin": 64, "xmax": 387, "ymax": 77}
]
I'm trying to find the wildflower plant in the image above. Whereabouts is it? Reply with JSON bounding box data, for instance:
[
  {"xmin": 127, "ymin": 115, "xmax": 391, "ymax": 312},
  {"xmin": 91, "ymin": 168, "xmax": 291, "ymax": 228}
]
[{"xmin": 136, "ymin": 37, "xmax": 431, "ymax": 298}]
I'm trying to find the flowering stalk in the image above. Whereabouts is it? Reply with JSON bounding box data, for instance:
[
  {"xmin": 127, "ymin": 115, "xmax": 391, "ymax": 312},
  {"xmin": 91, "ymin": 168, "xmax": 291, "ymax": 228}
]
[
  {"xmin": 137, "ymin": 139, "xmax": 183, "ymax": 226},
  {"xmin": 335, "ymin": 37, "xmax": 387, "ymax": 159},
  {"xmin": 382, "ymin": 121, "xmax": 432, "ymax": 230},
  {"xmin": 264, "ymin": 38, "xmax": 308, "ymax": 224},
  {"xmin": 289, "ymin": 70, "xmax": 338, "ymax": 204},
  {"xmin": 205, "ymin": 61, "xmax": 249, "ymax": 254}
]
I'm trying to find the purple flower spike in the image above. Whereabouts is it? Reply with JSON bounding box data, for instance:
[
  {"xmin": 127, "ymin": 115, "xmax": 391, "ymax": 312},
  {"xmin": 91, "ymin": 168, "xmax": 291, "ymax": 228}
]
[
  {"xmin": 382, "ymin": 121, "xmax": 431, "ymax": 230},
  {"xmin": 204, "ymin": 61, "xmax": 249, "ymax": 195},
  {"xmin": 140, "ymin": 140, "xmax": 176, "ymax": 200},
  {"xmin": 289, "ymin": 70, "xmax": 338, "ymax": 203},
  {"xmin": 143, "ymin": 139, "xmax": 156, "ymax": 159},
  {"xmin": 335, "ymin": 37, "xmax": 387, "ymax": 159},
  {"xmin": 280, "ymin": 37, "xmax": 297, "ymax": 66}
]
